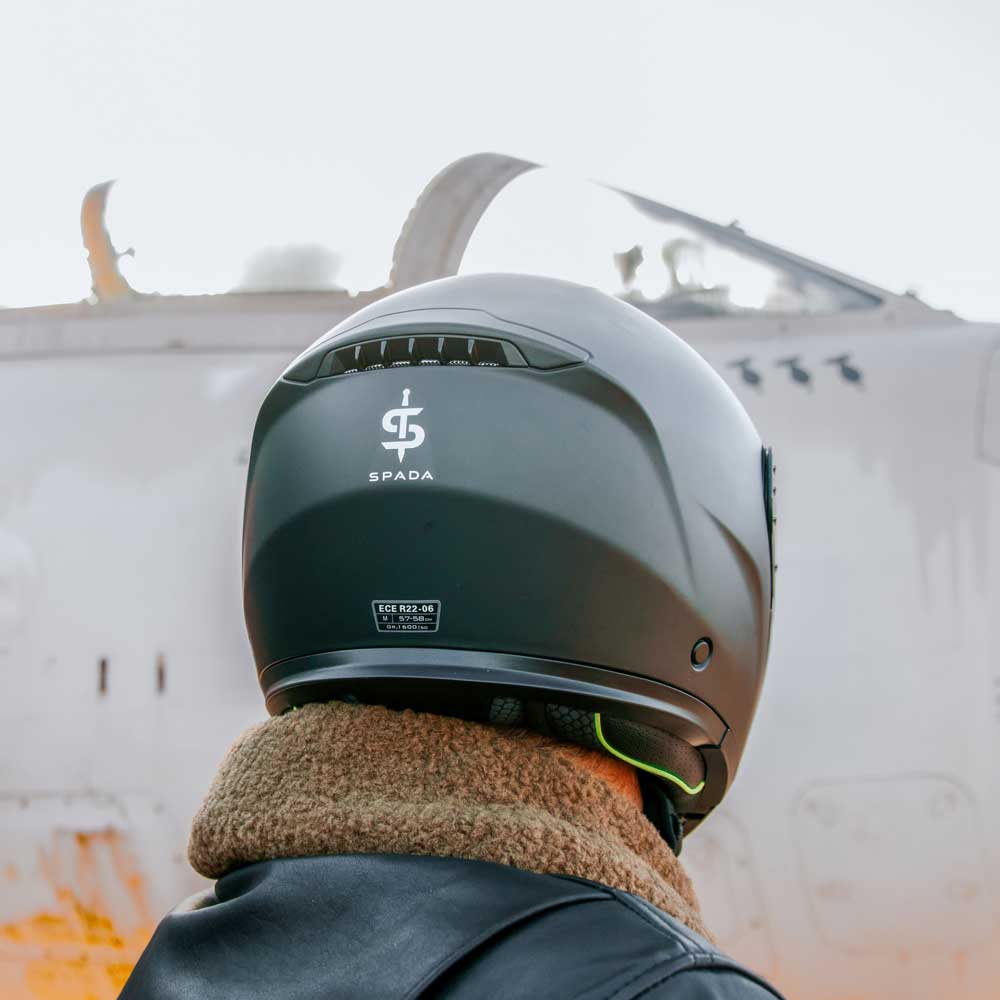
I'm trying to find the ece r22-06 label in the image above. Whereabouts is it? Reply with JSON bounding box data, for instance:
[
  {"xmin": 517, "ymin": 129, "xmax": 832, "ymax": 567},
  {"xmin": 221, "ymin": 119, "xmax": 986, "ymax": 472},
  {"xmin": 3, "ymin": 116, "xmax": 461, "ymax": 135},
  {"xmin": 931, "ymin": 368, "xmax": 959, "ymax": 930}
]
[{"xmin": 372, "ymin": 600, "xmax": 440, "ymax": 633}]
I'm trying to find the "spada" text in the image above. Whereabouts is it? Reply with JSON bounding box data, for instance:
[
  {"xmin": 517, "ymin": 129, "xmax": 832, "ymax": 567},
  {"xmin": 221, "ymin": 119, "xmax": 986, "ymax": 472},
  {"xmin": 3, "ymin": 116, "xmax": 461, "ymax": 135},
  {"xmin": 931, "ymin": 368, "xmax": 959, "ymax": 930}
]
[{"xmin": 368, "ymin": 470, "xmax": 435, "ymax": 483}]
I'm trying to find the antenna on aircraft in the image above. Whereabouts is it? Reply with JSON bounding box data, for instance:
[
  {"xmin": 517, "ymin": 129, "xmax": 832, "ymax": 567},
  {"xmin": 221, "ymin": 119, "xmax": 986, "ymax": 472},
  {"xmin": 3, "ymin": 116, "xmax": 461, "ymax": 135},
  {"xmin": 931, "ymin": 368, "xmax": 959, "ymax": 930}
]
[
  {"xmin": 613, "ymin": 244, "xmax": 644, "ymax": 291},
  {"xmin": 81, "ymin": 179, "xmax": 136, "ymax": 302},
  {"xmin": 776, "ymin": 355, "xmax": 812, "ymax": 386},
  {"xmin": 825, "ymin": 353, "xmax": 863, "ymax": 384}
]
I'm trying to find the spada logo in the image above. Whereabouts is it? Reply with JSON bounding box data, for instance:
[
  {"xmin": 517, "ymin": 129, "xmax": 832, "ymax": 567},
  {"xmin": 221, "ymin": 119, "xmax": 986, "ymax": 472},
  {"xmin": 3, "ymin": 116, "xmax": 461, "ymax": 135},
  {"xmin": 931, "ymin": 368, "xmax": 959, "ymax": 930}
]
[
  {"xmin": 381, "ymin": 388, "xmax": 425, "ymax": 461},
  {"xmin": 370, "ymin": 388, "xmax": 434, "ymax": 484}
]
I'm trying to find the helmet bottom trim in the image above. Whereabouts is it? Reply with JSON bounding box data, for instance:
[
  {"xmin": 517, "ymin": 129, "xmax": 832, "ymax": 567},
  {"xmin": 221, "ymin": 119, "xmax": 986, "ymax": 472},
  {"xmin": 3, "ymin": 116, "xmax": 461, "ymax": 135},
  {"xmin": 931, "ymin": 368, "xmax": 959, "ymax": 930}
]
[
  {"xmin": 260, "ymin": 646, "xmax": 726, "ymax": 739},
  {"xmin": 259, "ymin": 645, "xmax": 731, "ymax": 824}
]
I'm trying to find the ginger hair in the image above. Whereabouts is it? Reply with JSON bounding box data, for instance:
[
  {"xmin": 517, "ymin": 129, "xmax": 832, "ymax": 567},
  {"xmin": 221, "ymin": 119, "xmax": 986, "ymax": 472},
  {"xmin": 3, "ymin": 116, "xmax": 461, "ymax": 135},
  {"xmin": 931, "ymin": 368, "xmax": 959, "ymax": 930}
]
[
  {"xmin": 503, "ymin": 726, "xmax": 643, "ymax": 809},
  {"xmin": 554, "ymin": 743, "xmax": 643, "ymax": 810}
]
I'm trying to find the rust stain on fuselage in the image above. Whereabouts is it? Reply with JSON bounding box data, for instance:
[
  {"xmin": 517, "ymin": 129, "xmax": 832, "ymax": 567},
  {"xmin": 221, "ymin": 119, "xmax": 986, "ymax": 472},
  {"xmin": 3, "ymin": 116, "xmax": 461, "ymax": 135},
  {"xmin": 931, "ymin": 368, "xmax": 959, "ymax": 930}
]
[{"xmin": 0, "ymin": 829, "xmax": 154, "ymax": 999}]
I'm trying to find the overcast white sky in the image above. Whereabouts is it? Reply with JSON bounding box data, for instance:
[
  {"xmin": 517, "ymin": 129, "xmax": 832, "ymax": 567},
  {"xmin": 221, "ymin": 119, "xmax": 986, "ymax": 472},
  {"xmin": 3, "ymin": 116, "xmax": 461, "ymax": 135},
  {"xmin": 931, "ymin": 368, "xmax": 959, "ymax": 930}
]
[{"xmin": 2, "ymin": 1, "xmax": 998, "ymax": 318}]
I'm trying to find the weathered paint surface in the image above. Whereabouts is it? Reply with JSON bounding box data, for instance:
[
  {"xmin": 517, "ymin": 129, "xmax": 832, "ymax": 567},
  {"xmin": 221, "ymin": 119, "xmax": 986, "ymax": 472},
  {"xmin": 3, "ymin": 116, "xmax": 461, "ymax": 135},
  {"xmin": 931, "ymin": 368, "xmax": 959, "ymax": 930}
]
[{"xmin": 0, "ymin": 830, "xmax": 154, "ymax": 999}]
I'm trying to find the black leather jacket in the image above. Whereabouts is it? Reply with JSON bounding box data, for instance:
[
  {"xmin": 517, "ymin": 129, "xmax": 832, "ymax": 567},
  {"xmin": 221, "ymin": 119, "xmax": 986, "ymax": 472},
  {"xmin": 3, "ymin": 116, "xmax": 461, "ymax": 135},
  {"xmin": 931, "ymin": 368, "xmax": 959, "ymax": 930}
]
[{"xmin": 120, "ymin": 854, "xmax": 784, "ymax": 999}]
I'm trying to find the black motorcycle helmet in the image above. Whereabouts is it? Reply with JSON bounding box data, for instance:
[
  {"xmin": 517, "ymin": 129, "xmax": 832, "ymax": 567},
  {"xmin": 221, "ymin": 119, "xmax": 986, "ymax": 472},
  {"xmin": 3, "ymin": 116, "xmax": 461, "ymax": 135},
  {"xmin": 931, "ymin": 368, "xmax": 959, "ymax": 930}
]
[{"xmin": 243, "ymin": 274, "xmax": 775, "ymax": 837}]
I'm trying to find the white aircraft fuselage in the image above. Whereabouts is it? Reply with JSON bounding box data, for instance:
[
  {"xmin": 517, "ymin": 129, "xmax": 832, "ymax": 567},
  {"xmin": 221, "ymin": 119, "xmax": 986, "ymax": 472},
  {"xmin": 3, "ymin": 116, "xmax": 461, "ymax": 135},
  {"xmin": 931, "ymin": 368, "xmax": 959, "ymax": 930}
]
[{"xmin": 0, "ymin": 155, "xmax": 997, "ymax": 1000}]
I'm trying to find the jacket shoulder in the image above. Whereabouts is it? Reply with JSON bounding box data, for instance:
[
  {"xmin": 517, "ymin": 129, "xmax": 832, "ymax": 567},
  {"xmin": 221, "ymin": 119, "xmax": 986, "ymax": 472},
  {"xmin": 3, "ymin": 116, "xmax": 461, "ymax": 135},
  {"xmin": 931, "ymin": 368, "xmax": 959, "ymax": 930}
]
[
  {"xmin": 118, "ymin": 855, "xmax": 784, "ymax": 1000},
  {"xmin": 119, "ymin": 854, "xmax": 612, "ymax": 1000},
  {"xmin": 435, "ymin": 875, "xmax": 785, "ymax": 1000}
]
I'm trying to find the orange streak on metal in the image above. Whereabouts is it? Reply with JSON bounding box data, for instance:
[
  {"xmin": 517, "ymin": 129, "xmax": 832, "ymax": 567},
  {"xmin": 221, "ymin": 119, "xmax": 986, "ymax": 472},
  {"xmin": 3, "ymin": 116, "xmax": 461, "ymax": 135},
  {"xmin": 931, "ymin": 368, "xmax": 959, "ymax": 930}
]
[{"xmin": 0, "ymin": 830, "xmax": 155, "ymax": 1000}]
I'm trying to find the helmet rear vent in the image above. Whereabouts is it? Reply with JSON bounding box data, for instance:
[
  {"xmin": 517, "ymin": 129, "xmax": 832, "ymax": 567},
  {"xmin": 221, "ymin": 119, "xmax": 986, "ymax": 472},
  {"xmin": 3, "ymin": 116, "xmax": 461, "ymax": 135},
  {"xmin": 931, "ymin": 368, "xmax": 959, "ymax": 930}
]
[
  {"xmin": 284, "ymin": 325, "xmax": 588, "ymax": 384},
  {"xmin": 307, "ymin": 335, "xmax": 526, "ymax": 380}
]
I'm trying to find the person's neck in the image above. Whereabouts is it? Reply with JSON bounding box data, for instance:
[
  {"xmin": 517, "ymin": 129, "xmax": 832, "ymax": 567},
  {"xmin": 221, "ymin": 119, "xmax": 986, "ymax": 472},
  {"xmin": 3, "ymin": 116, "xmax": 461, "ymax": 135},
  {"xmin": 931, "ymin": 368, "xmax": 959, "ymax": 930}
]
[{"xmin": 188, "ymin": 701, "xmax": 707, "ymax": 937}]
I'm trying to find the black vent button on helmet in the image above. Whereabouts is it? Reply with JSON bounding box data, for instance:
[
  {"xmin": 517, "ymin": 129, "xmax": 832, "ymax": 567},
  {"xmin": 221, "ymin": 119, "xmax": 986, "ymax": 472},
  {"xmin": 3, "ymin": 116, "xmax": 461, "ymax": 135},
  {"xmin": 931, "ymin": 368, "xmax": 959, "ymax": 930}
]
[{"xmin": 244, "ymin": 274, "xmax": 775, "ymax": 832}]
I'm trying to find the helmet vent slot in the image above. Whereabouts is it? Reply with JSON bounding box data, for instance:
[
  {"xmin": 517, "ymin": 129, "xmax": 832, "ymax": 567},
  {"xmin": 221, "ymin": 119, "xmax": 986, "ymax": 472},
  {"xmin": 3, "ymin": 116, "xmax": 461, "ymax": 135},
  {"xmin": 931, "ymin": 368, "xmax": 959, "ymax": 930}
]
[
  {"xmin": 287, "ymin": 334, "xmax": 534, "ymax": 383},
  {"xmin": 310, "ymin": 335, "xmax": 526, "ymax": 380}
]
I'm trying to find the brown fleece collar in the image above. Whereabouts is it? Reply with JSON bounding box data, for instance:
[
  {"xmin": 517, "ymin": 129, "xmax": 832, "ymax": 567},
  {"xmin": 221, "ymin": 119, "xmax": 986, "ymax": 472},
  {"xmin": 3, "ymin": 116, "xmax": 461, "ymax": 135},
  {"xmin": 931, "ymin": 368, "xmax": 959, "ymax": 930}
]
[{"xmin": 189, "ymin": 702, "xmax": 707, "ymax": 937}]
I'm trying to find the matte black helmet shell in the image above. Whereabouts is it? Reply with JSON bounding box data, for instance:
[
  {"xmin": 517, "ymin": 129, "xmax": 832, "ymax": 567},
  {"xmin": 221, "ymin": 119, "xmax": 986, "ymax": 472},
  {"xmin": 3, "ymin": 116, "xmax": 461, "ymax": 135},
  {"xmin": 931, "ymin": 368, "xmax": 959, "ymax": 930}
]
[{"xmin": 243, "ymin": 273, "xmax": 775, "ymax": 827}]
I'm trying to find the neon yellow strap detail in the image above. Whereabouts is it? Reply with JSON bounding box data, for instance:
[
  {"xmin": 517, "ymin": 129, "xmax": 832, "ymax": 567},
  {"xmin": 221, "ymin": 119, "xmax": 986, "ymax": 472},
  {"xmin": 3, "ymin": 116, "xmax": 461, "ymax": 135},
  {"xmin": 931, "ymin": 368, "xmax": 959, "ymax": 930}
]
[{"xmin": 593, "ymin": 713, "xmax": 706, "ymax": 797}]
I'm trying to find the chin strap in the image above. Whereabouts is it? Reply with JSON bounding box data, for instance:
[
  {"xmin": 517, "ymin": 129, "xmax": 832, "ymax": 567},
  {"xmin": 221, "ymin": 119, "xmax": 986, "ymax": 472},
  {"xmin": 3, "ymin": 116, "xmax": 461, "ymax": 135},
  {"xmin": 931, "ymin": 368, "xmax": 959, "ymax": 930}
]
[{"xmin": 638, "ymin": 771, "xmax": 685, "ymax": 856}]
